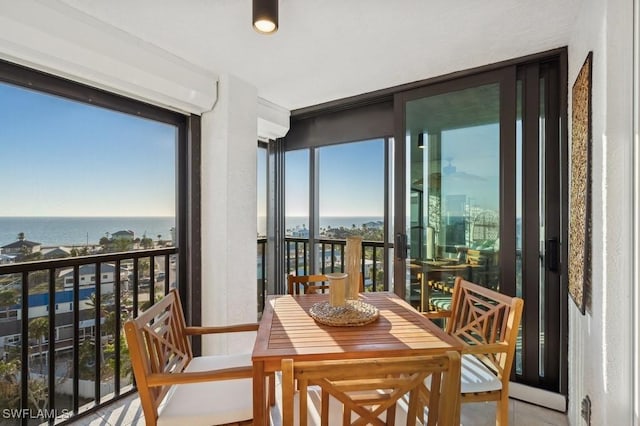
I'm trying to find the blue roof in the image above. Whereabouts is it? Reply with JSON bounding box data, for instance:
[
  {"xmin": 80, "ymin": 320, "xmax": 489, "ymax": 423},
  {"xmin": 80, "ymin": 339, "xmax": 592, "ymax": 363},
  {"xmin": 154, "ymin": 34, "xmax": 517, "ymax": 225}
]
[{"xmin": 11, "ymin": 287, "xmax": 98, "ymax": 309}]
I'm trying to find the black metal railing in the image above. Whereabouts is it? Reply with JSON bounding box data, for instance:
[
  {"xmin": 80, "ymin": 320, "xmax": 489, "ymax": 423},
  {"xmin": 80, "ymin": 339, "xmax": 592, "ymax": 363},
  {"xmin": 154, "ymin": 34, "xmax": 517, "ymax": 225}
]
[
  {"xmin": 284, "ymin": 237, "xmax": 388, "ymax": 292},
  {"xmin": 0, "ymin": 247, "xmax": 177, "ymax": 425}
]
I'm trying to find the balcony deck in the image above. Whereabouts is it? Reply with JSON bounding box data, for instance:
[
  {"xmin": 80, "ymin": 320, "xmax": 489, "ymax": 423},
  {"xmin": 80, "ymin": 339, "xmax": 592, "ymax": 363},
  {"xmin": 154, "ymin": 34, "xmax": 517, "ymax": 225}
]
[{"xmin": 68, "ymin": 384, "xmax": 569, "ymax": 426}]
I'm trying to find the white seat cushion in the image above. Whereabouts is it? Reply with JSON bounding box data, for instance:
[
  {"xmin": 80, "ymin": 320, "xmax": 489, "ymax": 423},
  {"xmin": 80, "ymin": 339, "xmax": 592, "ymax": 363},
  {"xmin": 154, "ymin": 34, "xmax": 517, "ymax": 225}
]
[
  {"xmin": 460, "ymin": 354, "xmax": 503, "ymax": 393},
  {"xmin": 156, "ymin": 353, "xmax": 253, "ymax": 426}
]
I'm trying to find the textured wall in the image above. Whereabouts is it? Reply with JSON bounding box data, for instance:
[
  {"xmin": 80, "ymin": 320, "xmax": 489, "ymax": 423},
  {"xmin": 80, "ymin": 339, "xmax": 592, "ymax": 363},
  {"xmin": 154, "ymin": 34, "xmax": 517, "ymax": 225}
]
[
  {"xmin": 201, "ymin": 74, "xmax": 259, "ymax": 355},
  {"xmin": 567, "ymin": 0, "xmax": 634, "ymax": 424}
]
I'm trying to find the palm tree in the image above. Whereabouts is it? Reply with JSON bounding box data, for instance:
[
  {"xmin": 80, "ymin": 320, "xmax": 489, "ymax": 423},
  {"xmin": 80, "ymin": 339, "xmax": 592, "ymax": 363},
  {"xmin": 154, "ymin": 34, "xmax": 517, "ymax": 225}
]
[
  {"xmin": 19, "ymin": 244, "xmax": 32, "ymax": 259},
  {"xmin": 28, "ymin": 317, "xmax": 49, "ymax": 374},
  {"xmin": 113, "ymin": 238, "xmax": 133, "ymax": 252},
  {"xmin": 0, "ymin": 358, "xmax": 20, "ymax": 410},
  {"xmin": 0, "ymin": 289, "xmax": 19, "ymax": 311},
  {"xmin": 86, "ymin": 292, "xmax": 115, "ymax": 366},
  {"xmin": 78, "ymin": 340, "xmax": 95, "ymax": 380},
  {"xmin": 140, "ymin": 235, "xmax": 153, "ymax": 249}
]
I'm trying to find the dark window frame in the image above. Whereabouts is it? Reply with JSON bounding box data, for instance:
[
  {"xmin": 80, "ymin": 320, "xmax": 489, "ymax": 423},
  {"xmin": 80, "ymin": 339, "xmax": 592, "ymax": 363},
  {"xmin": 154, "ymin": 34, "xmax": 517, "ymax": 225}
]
[
  {"xmin": 281, "ymin": 135, "xmax": 394, "ymax": 292},
  {"xmin": 0, "ymin": 59, "xmax": 201, "ymax": 336}
]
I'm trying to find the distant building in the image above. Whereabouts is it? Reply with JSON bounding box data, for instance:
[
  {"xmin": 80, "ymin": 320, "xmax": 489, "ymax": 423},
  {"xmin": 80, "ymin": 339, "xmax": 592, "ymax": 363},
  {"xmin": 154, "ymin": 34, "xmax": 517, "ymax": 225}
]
[
  {"xmin": 0, "ymin": 254, "xmax": 15, "ymax": 264},
  {"xmin": 42, "ymin": 246, "xmax": 72, "ymax": 259},
  {"xmin": 59, "ymin": 263, "xmax": 116, "ymax": 289},
  {"xmin": 0, "ymin": 286, "xmax": 111, "ymax": 358},
  {"xmin": 112, "ymin": 230, "xmax": 134, "ymax": 240},
  {"xmin": 1, "ymin": 239, "xmax": 42, "ymax": 255},
  {"xmin": 291, "ymin": 228, "xmax": 309, "ymax": 238}
]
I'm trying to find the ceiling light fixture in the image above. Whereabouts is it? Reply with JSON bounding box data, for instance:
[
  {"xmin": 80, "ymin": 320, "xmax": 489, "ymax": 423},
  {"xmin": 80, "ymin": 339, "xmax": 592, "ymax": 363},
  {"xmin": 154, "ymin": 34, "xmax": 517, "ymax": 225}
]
[{"xmin": 253, "ymin": 0, "xmax": 279, "ymax": 34}]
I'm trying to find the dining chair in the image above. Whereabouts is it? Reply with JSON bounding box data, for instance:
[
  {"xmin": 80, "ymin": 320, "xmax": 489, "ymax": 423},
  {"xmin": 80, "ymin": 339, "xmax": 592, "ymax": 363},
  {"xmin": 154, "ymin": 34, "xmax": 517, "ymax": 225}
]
[
  {"xmin": 124, "ymin": 289, "xmax": 265, "ymax": 426},
  {"xmin": 279, "ymin": 352, "xmax": 461, "ymax": 426},
  {"xmin": 287, "ymin": 273, "xmax": 366, "ymax": 295},
  {"xmin": 287, "ymin": 273, "xmax": 330, "ymax": 295},
  {"xmin": 422, "ymin": 277, "xmax": 524, "ymax": 426}
]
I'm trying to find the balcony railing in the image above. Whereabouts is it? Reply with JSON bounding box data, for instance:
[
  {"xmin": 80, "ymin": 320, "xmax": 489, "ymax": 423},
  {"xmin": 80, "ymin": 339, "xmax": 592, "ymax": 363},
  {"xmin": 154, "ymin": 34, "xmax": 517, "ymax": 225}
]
[
  {"xmin": 0, "ymin": 247, "xmax": 177, "ymax": 425},
  {"xmin": 285, "ymin": 237, "xmax": 388, "ymax": 291},
  {"xmin": 0, "ymin": 237, "xmax": 385, "ymax": 423}
]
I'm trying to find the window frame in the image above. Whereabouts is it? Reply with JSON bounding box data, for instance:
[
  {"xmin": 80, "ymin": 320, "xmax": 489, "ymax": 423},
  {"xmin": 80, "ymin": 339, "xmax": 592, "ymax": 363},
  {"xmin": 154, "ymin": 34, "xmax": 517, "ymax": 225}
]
[
  {"xmin": 0, "ymin": 58, "xmax": 200, "ymax": 333},
  {"xmin": 282, "ymin": 136, "xmax": 394, "ymax": 291}
]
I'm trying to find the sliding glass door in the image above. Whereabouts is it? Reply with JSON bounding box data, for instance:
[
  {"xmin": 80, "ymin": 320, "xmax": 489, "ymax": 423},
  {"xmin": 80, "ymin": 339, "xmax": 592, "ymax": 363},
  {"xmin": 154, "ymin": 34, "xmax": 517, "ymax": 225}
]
[{"xmin": 394, "ymin": 59, "xmax": 566, "ymax": 402}]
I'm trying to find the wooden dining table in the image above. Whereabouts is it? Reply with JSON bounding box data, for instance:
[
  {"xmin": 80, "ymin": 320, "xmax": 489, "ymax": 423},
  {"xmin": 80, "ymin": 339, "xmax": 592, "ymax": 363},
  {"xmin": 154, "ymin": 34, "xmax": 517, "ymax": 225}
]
[{"xmin": 251, "ymin": 291, "xmax": 463, "ymax": 425}]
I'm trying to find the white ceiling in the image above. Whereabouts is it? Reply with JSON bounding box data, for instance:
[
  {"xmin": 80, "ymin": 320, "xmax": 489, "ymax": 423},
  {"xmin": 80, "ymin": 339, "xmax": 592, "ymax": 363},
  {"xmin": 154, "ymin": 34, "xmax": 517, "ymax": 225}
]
[{"xmin": 56, "ymin": 0, "xmax": 579, "ymax": 111}]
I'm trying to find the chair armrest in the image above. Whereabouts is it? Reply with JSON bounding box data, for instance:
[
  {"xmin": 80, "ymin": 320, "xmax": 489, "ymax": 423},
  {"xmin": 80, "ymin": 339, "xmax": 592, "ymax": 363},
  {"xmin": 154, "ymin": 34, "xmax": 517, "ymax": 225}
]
[
  {"xmin": 184, "ymin": 323, "xmax": 259, "ymax": 335},
  {"xmin": 421, "ymin": 310, "xmax": 452, "ymax": 319},
  {"xmin": 461, "ymin": 342, "xmax": 509, "ymax": 355},
  {"xmin": 147, "ymin": 365, "xmax": 253, "ymax": 386}
]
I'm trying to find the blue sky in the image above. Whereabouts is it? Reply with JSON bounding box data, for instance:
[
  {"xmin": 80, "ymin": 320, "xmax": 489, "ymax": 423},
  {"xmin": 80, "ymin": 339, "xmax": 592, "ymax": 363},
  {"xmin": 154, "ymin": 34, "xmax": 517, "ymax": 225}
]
[
  {"xmin": 4, "ymin": 78, "xmax": 509, "ymax": 221},
  {"xmin": 0, "ymin": 82, "xmax": 176, "ymax": 217},
  {"xmin": 283, "ymin": 139, "xmax": 385, "ymax": 218}
]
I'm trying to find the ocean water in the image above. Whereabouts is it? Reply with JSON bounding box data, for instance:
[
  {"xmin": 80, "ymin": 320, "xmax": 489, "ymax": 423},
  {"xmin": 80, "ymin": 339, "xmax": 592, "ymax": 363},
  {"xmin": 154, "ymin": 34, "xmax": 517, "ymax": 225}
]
[
  {"xmin": 3, "ymin": 216, "xmax": 380, "ymax": 248},
  {"xmin": 0, "ymin": 217, "xmax": 175, "ymax": 247}
]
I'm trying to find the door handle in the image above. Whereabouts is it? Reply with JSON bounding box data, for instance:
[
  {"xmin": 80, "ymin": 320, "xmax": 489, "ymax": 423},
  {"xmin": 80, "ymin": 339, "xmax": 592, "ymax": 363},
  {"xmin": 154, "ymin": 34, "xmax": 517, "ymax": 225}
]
[
  {"xmin": 395, "ymin": 233, "xmax": 408, "ymax": 260},
  {"xmin": 546, "ymin": 238, "xmax": 559, "ymax": 272}
]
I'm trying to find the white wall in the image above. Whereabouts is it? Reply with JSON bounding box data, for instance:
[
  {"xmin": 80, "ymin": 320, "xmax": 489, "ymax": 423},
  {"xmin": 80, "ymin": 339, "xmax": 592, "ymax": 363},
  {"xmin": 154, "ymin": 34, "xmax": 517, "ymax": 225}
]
[
  {"xmin": 201, "ymin": 74, "xmax": 259, "ymax": 355},
  {"xmin": 568, "ymin": 0, "xmax": 634, "ymax": 424},
  {"xmin": 0, "ymin": 1, "xmax": 218, "ymax": 114}
]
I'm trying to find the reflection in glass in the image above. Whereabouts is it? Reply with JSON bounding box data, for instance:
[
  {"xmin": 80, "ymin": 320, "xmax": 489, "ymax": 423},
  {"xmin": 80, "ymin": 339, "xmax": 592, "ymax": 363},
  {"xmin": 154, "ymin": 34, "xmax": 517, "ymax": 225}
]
[
  {"xmin": 405, "ymin": 84, "xmax": 501, "ymax": 311},
  {"xmin": 515, "ymin": 79, "xmax": 524, "ymax": 376},
  {"xmin": 257, "ymin": 146, "xmax": 268, "ymax": 238}
]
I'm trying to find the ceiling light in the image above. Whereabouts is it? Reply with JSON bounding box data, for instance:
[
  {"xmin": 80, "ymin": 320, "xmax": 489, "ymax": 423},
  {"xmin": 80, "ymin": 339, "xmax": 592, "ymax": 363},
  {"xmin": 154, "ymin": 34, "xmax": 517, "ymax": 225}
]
[{"xmin": 253, "ymin": 0, "xmax": 278, "ymax": 34}]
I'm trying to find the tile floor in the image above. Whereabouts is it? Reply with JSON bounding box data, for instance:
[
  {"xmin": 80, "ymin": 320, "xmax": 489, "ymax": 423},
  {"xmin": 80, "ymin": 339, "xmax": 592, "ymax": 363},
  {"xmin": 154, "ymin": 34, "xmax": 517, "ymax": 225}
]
[{"xmin": 66, "ymin": 391, "xmax": 569, "ymax": 426}]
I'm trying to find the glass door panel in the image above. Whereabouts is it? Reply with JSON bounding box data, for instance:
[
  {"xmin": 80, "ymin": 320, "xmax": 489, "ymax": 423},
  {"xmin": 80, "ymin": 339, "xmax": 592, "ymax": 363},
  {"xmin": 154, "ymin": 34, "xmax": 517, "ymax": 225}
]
[
  {"xmin": 404, "ymin": 84, "xmax": 501, "ymax": 311},
  {"xmin": 394, "ymin": 58, "xmax": 566, "ymax": 404}
]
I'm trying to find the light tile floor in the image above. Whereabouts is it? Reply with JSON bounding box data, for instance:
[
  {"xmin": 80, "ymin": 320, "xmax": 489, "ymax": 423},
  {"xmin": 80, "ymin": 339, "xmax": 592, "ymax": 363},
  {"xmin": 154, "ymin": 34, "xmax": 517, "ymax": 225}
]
[{"xmin": 67, "ymin": 391, "xmax": 569, "ymax": 426}]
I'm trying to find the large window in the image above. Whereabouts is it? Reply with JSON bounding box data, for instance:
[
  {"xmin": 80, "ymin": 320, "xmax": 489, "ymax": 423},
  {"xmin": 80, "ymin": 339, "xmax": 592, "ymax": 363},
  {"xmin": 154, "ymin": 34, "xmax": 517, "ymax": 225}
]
[
  {"xmin": 0, "ymin": 81, "xmax": 178, "ymax": 261},
  {"xmin": 257, "ymin": 144, "xmax": 268, "ymax": 238},
  {"xmin": 0, "ymin": 60, "xmax": 190, "ymax": 419},
  {"xmin": 257, "ymin": 143, "xmax": 268, "ymax": 311},
  {"xmin": 285, "ymin": 149, "xmax": 310, "ymax": 237},
  {"xmin": 317, "ymin": 139, "xmax": 385, "ymax": 241},
  {"xmin": 284, "ymin": 138, "xmax": 392, "ymax": 290}
]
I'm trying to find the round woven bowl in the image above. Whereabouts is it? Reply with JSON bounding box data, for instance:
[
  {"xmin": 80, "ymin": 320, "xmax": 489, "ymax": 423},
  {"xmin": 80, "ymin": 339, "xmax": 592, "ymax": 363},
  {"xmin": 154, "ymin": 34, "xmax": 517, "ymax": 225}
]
[{"xmin": 308, "ymin": 300, "xmax": 379, "ymax": 327}]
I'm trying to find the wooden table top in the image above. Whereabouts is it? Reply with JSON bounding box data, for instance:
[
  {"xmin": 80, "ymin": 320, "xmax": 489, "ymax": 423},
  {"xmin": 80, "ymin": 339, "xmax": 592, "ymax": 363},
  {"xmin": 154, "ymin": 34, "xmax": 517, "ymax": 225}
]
[{"xmin": 252, "ymin": 292, "xmax": 461, "ymax": 369}]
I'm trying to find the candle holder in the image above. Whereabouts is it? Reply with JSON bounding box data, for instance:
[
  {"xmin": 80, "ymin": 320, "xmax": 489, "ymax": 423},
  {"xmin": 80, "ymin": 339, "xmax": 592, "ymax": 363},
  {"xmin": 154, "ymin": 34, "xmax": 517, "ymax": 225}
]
[
  {"xmin": 345, "ymin": 236, "xmax": 363, "ymax": 299},
  {"xmin": 326, "ymin": 272, "xmax": 348, "ymax": 307}
]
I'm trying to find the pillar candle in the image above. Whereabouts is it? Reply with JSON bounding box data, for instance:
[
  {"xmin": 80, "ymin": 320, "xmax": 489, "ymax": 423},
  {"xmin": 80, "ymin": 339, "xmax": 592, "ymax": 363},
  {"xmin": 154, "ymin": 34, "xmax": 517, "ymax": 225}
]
[{"xmin": 326, "ymin": 272, "xmax": 348, "ymax": 307}]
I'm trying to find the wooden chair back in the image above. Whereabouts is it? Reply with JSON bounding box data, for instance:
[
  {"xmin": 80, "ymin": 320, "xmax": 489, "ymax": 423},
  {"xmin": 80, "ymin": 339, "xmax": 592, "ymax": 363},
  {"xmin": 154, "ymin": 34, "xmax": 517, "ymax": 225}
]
[
  {"xmin": 124, "ymin": 289, "xmax": 192, "ymax": 425},
  {"xmin": 287, "ymin": 274, "xmax": 330, "ymax": 295},
  {"xmin": 287, "ymin": 273, "xmax": 366, "ymax": 295},
  {"xmin": 445, "ymin": 277, "xmax": 523, "ymax": 382},
  {"xmin": 465, "ymin": 249, "xmax": 486, "ymax": 266},
  {"xmin": 281, "ymin": 353, "xmax": 461, "ymax": 426}
]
